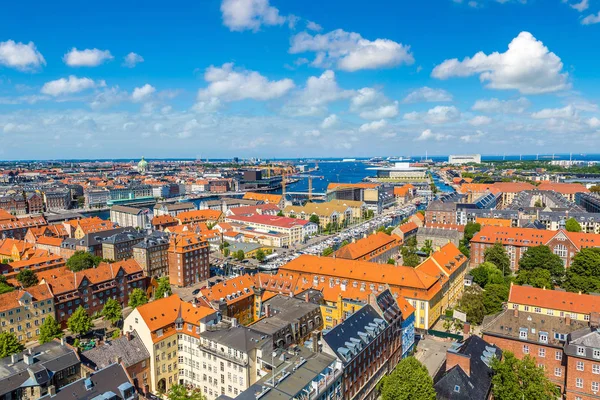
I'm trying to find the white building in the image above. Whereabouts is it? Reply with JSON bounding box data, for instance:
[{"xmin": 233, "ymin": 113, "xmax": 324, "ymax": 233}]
[
  {"xmin": 448, "ymin": 154, "xmax": 481, "ymax": 165},
  {"xmin": 110, "ymin": 205, "xmax": 153, "ymax": 229}
]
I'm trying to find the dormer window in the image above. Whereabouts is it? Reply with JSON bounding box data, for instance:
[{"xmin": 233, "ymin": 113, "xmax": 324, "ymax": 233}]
[
  {"xmin": 577, "ymin": 346, "xmax": 586, "ymax": 356},
  {"xmin": 539, "ymin": 332, "xmax": 548, "ymax": 344},
  {"xmin": 519, "ymin": 328, "xmax": 528, "ymax": 339}
]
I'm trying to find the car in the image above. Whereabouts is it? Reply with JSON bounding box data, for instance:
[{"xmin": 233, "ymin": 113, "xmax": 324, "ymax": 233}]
[{"xmin": 192, "ymin": 288, "xmax": 200, "ymax": 295}]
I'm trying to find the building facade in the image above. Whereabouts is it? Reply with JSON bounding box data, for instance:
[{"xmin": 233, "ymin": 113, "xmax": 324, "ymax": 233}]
[{"xmin": 168, "ymin": 235, "xmax": 210, "ymax": 287}]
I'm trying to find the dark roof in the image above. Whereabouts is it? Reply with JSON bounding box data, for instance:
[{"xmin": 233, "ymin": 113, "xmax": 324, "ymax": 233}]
[
  {"xmin": 250, "ymin": 295, "xmax": 320, "ymax": 336},
  {"xmin": 565, "ymin": 328, "xmax": 600, "ymax": 360},
  {"xmin": 61, "ymin": 227, "xmax": 135, "ymax": 249},
  {"xmin": 0, "ymin": 341, "xmax": 80, "ymax": 396},
  {"xmin": 111, "ymin": 205, "xmax": 147, "ymax": 214},
  {"xmin": 201, "ymin": 326, "xmax": 271, "ymax": 353},
  {"xmin": 158, "ymin": 202, "xmax": 195, "ymax": 211},
  {"xmin": 81, "ymin": 331, "xmax": 150, "ymax": 370},
  {"xmin": 102, "ymin": 230, "xmax": 146, "ymax": 245},
  {"xmin": 434, "ymin": 336, "xmax": 501, "ymax": 400},
  {"xmin": 39, "ymin": 363, "xmax": 136, "ymax": 400},
  {"xmin": 132, "ymin": 232, "xmax": 169, "ymax": 249},
  {"xmin": 374, "ymin": 289, "xmax": 402, "ymax": 323},
  {"xmin": 322, "ymin": 305, "xmax": 386, "ymax": 363}
]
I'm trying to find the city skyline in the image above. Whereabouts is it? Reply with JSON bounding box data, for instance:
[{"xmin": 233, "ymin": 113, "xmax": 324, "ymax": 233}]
[{"xmin": 1, "ymin": 0, "xmax": 600, "ymax": 159}]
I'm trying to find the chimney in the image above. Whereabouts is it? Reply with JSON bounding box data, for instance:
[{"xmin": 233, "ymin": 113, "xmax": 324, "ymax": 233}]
[
  {"xmin": 126, "ymin": 331, "xmax": 133, "ymax": 341},
  {"xmin": 311, "ymin": 331, "xmax": 321, "ymax": 353},
  {"xmin": 48, "ymin": 385, "xmax": 56, "ymax": 397},
  {"xmin": 60, "ymin": 337, "xmax": 66, "ymax": 346},
  {"xmin": 23, "ymin": 352, "xmax": 34, "ymax": 366},
  {"xmin": 116, "ymin": 356, "xmax": 122, "ymax": 365},
  {"xmin": 446, "ymin": 351, "xmax": 471, "ymax": 377},
  {"xmin": 566, "ymin": 314, "xmax": 571, "ymax": 326},
  {"xmin": 513, "ymin": 308, "xmax": 518, "ymax": 318},
  {"xmin": 463, "ymin": 322, "xmax": 471, "ymax": 337},
  {"xmin": 265, "ymin": 304, "xmax": 271, "ymax": 318},
  {"xmin": 11, "ymin": 354, "xmax": 18, "ymax": 364},
  {"xmin": 305, "ymin": 292, "xmax": 310, "ymax": 303},
  {"xmin": 590, "ymin": 312, "xmax": 600, "ymax": 329},
  {"xmin": 231, "ymin": 318, "xmax": 238, "ymax": 328}
]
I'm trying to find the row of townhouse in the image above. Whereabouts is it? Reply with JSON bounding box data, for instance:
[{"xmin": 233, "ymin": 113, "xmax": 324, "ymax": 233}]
[{"xmin": 225, "ymin": 214, "xmax": 317, "ymax": 247}]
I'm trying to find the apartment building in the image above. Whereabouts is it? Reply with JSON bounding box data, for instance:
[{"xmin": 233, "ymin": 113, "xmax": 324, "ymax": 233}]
[
  {"xmin": 84, "ymin": 189, "xmax": 110, "ymax": 208},
  {"xmin": 333, "ymin": 231, "xmax": 399, "ymax": 264},
  {"xmin": 110, "ymin": 205, "xmax": 153, "ymax": 230},
  {"xmin": 242, "ymin": 192, "xmax": 284, "ymax": 209},
  {"xmin": 26, "ymin": 192, "xmax": 44, "ymax": 214},
  {"xmin": 0, "ymin": 284, "xmax": 55, "ymax": 343},
  {"xmin": 168, "ymin": 235, "xmax": 210, "ymax": 287},
  {"xmin": 225, "ymin": 214, "xmax": 317, "ymax": 246},
  {"xmin": 101, "ymin": 230, "xmax": 146, "ymax": 261},
  {"xmin": 196, "ymin": 275, "xmax": 257, "ymax": 326},
  {"xmin": 133, "ymin": 233, "xmax": 170, "ymax": 278},
  {"xmin": 537, "ymin": 182, "xmax": 590, "ymax": 202},
  {"xmin": 283, "ymin": 202, "xmax": 352, "ymax": 229},
  {"xmin": 123, "ymin": 294, "xmax": 271, "ymax": 399},
  {"xmin": 564, "ymin": 328, "xmax": 600, "ymax": 400},
  {"xmin": 43, "ymin": 190, "xmax": 71, "ymax": 211},
  {"xmin": 176, "ymin": 209, "xmax": 223, "ymax": 225},
  {"xmin": 470, "ymin": 226, "xmax": 600, "ymax": 270},
  {"xmin": 154, "ymin": 202, "xmax": 196, "ymax": 217}
]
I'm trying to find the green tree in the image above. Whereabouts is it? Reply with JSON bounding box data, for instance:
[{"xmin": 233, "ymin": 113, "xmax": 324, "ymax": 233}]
[
  {"xmin": 458, "ymin": 241, "xmax": 470, "ymax": 258},
  {"xmin": 102, "ymin": 298, "xmax": 122, "ymax": 326},
  {"xmin": 563, "ymin": 248, "xmax": 600, "ymax": 293},
  {"xmin": 39, "ymin": 316, "xmax": 63, "ymax": 344},
  {"xmin": 0, "ymin": 275, "xmax": 14, "ymax": 294},
  {"xmin": 66, "ymin": 250, "xmax": 103, "ymax": 272},
  {"xmin": 128, "ymin": 288, "xmax": 148, "ymax": 309},
  {"xmin": 491, "ymin": 352, "xmax": 560, "ymax": 400},
  {"xmin": 483, "ymin": 284, "xmax": 509, "ymax": 315},
  {"xmin": 457, "ymin": 286, "xmax": 486, "ymax": 325},
  {"xmin": 534, "ymin": 199, "xmax": 544, "ymax": 208},
  {"xmin": 518, "ymin": 245, "xmax": 565, "ymax": 283},
  {"xmin": 470, "ymin": 262, "xmax": 504, "ymax": 288},
  {"xmin": 590, "ymin": 185, "xmax": 600, "ymax": 193},
  {"xmin": 387, "ymin": 258, "xmax": 395, "ymax": 265},
  {"xmin": 322, "ymin": 247, "xmax": 334, "ymax": 257},
  {"xmin": 0, "ymin": 331, "xmax": 24, "ymax": 358},
  {"xmin": 309, "ymin": 214, "xmax": 320, "ymax": 225},
  {"xmin": 405, "ymin": 236, "xmax": 417, "ymax": 248},
  {"xmin": 377, "ymin": 357, "xmax": 436, "ymax": 400},
  {"xmin": 167, "ymin": 383, "xmax": 206, "ymax": 400},
  {"xmin": 255, "ymin": 249, "xmax": 266, "ymax": 262},
  {"xmin": 276, "ymin": 210, "xmax": 284, "ymax": 217},
  {"xmin": 464, "ymin": 222, "xmax": 482, "ymax": 242},
  {"xmin": 484, "ymin": 243, "xmax": 511, "ymax": 275},
  {"xmin": 155, "ymin": 277, "xmax": 172, "ymax": 299},
  {"xmin": 111, "ymin": 329, "xmax": 121, "ymax": 339},
  {"xmin": 223, "ymin": 248, "xmax": 230, "ymax": 257},
  {"xmin": 515, "ymin": 268, "xmax": 553, "ymax": 289},
  {"xmin": 67, "ymin": 306, "xmax": 93, "ymax": 337},
  {"xmin": 16, "ymin": 269, "xmax": 38, "ymax": 288},
  {"xmin": 421, "ymin": 239, "xmax": 433, "ymax": 256},
  {"xmin": 403, "ymin": 252, "xmax": 421, "ymax": 267},
  {"xmin": 233, "ymin": 250, "xmax": 245, "ymax": 261},
  {"xmin": 565, "ymin": 217, "xmax": 582, "ymax": 232}
]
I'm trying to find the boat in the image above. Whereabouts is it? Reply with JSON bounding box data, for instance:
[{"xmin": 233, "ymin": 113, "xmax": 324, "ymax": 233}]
[{"xmin": 342, "ymin": 158, "xmax": 357, "ymax": 162}]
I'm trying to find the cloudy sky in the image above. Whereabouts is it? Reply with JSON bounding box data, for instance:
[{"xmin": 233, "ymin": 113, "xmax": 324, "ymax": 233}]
[{"xmin": 1, "ymin": 0, "xmax": 600, "ymax": 160}]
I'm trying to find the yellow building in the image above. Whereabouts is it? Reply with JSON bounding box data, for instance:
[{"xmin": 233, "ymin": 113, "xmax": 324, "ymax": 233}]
[
  {"xmin": 327, "ymin": 200, "xmax": 367, "ymax": 222},
  {"xmin": 282, "ymin": 201, "xmax": 352, "ymax": 228},
  {"xmin": 0, "ymin": 284, "xmax": 55, "ymax": 343}
]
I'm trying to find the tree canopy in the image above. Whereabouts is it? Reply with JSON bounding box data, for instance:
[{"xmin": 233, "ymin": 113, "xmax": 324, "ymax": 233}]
[
  {"xmin": 233, "ymin": 249, "xmax": 245, "ymax": 261},
  {"xmin": 167, "ymin": 384, "xmax": 206, "ymax": 400},
  {"xmin": 101, "ymin": 298, "xmax": 122, "ymax": 326},
  {"xmin": 16, "ymin": 269, "xmax": 38, "ymax": 288},
  {"xmin": 39, "ymin": 316, "xmax": 63, "ymax": 344},
  {"xmin": 470, "ymin": 262, "xmax": 504, "ymax": 288},
  {"xmin": 562, "ymin": 248, "xmax": 600, "ymax": 293},
  {"xmin": 67, "ymin": 306, "xmax": 93, "ymax": 337},
  {"xmin": 565, "ymin": 217, "xmax": 582, "ymax": 232},
  {"xmin": 491, "ymin": 352, "xmax": 560, "ymax": 400},
  {"xmin": 0, "ymin": 275, "xmax": 14, "ymax": 295},
  {"xmin": 457, "ymin": 286, "xmax": 486, "ymax": 325},
  {"xmin": 255, "ymin": 249, "xmax": 266, "ymax": 262},
  {"xmin": 484, "ymin": 243, "xmax": 511, "ymax": 275},
  {"xmin": 128, "ymin": 288, "xmax": 148, "ymax": 309},
  {"xmin": 0, "ymin": 331, "xmax": 24, "ymax": 358},
  {"xmin": 377, "ymin": 357, "xmax": 436, "ymax": 400},
  {"xmin": 464, "ymin": 222, "xmax": 482, "ymax": 242},
  {"xmin": 309, "ymin": 214, "xmax": 320, "ymax": 225},
  {"xmin": 155, "ymin": 277, "xmax": 172, "ymax": 299},
  {"xmin": 403, "ymin": 252, "xmax": 421, "ymax": 267},
  {"xmin": 518, "ymin": 245, "xmax": 564, "ymax": 283},
  {"xmin": 483, "ymin": 284, "xmax": 509, "ymax": 315},
  {"xmin": 322, "ymin": 247, "xmax": 334, "ymax": 257},
  {"xmin": 516, "ymin": 268, "xmax": 553, "ymax": 289},
  {"xmin": 66, "ymin": 250, "xmax": 103, "ymax": 272}
]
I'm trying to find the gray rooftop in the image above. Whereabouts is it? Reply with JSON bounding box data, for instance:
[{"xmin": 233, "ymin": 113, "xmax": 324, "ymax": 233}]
[
  {"xmin": 201, "ymin": 326, "xmax": 271, "ymax": 353},
  {"xmin": 251, "ymin": 295, "xmax": 320, "ymax": 336},
  {"xmin": 81, "ymin": 331, "xmax": 150, "ymax": 370}
]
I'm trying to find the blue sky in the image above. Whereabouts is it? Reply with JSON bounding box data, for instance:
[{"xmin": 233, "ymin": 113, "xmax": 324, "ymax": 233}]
[{"xmin": 1, "ymin": 0, "xmax": 600, "ymax": 160}]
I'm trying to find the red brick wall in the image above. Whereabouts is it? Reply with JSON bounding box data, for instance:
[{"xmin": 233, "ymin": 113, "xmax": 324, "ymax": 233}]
[
  {"xmin": 565, "ymin": 355, "xmax": 600, "ymax": 400},
  {"xmin": 446, "ymin": 352, "xmax": 471, "ymax": 376},
  {"xmin": 482, "ymin": 334, "xmax": 566, "ymax": 390}
]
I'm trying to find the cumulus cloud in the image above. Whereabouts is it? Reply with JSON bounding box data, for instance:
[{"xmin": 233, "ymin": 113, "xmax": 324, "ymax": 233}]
[
  {"xmin": 304, "ymin": 129, "xmax": 321, "ymax": 137},
  {"xmin": 41, "ymin": 76, "xmax": 103, "ymax": 96},
  {"xmin": 306, "ymin": 21, "xmax": 323, "ymax": 31},
  {"xmin": 431, "ymin": 32, "xmax": 570, "ymax": 94},
  {"xmin": 460, "ymin": 130, "xmax": 485, "ymax": 143},
  {"xmin": 3, "ymin": 123, "xmax": 31, "ymax": 133},
  {"xmin": 350, "ymin": 88, "xmax": 385, "ymax": 111},
  {"xmin": 531, "ymin": 105, "xmax": 576, "ymax": 119},
  {"xmin": 402, "ymin": 87, "xmax": 453, "ymax": 103},
  {"xmin": 63, "ymin": 48, "xmax": 113, "ymax": 67},
  {"xmin": 123, "ymin": 52, "xmax": 144, "ymax": 68},
  {"xmin": 284, "ymin": 70, "xmax": 351, "ymax": 116},
  {"xmin": 414, "ymin": 129, "xmax": 452, "ymax": 141},
  {"xmin": 290, "ymin": 29, "xmax": 414, "ymax": 72},
  {"xmin": 404, "ymin": 106, "xmax": 461, "ymax": 124},
  {"xmin": 198, "ymin": 63, "xmax": 295, "ymax": 102},
  {"xmin": 359, "ymin": 102, "xmax": 399, "ymax": 119},
  {"xmin": 469, "ymin": 115, "xmax": 492, "ymax": 126},
  {"xmin": 221, "ymin": 0, "xmax": 285, "ymax": 31},
  {"xmin": 588, "ymin": 117, "xmax": 600, "ymax": 128},
  {"xmin": 321, "ymin": 114, "xmax": 338, "ymax": 129},
  {"xmin": 582, "ymin": 11, "xmax": 600, "ymax": 24},
  {"xmin": 0, "ymin": 40, "xmax": 46, "ymax": 71},
  {"xmin": 359, "ymin": 119, "xmax": 388, "ymax": 132},
  {"xmin": 131, "ymin": 84, "xmax": 156, "ymax": 102},
  {"xmin": 569, "ymin": 0, "xmax": 589, "ymax": 12},
  {"xmin": 471, "ymin": 97, "xmax": 530, "ymax": 113},
  {"xmin": 193, "ymin": 98, "xmax": 222, "ymax": 113}
]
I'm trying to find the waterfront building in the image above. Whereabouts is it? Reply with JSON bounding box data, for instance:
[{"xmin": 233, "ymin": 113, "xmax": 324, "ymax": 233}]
[
  {"xmin": 110, "ymin": 205, "xmax": 153, "ymax": 230},
  {"xmin": 225, "ymin": 214, "xmax": 317, "ymax": 246},
  {"xmin": 448, "ymin": 154, "xmax": 481, "ymax": 165},
  {"xmin": 365, "ymin": 162, "xmax": 428, "ymax": 182},
  {"xmin": 333, "ymin": 231, "xmax": 399, "ymax": 264}
]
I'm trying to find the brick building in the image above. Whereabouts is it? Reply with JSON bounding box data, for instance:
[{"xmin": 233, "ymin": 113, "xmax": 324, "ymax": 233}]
[
  {"xmin": 101, "ymin": 230, "xmax": 146, "ymax": 261},
  {"xmin": 132, "ymin": 233, "xmax": 169, "ymax": 278},
  {"xmin": 26, "ymin": 192, "xmax": 44, "ymax": 214},
  {"xmin": 167, "ymin": 235, "xmax": 210, "ymax": 287},
  {"xmin": 564, "ymin": 327, "xmax": 600, "ymax": 400}
]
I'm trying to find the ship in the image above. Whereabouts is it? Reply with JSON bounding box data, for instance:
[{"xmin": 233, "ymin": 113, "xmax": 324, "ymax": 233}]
[{"xmin": 342, "ymin": 158, "xmax": 357, "ymax": 162}]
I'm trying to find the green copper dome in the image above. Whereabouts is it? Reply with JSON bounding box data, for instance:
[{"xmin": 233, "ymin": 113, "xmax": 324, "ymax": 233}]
[{"xmin": 138, "ymin": 157, "xmax": 148, "ymax": 171}]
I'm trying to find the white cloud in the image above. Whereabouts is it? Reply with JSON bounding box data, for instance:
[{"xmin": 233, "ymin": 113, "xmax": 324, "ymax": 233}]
[
  {"xmin": 63, "ymin": 48, "xmax": 113, "ymax": 67},
  {"xmin": 359, "ymin": 102, "xmax": 399, "ymax": 119},
  {"xmin": 570, "ymin": 0, "xmax": 589, "ymax": 12},
  {"xmin": 0, "ymin": 40, "xmax": 46, "ymax": 71},
  {"xmin": 3, "ymin": 123, "xmax": 31, "ymax": 133},
  {"xmin": 471, "ymin": 97, "xmax": 530, "ymax": 113},
  {"xmin": 582, "ymin": 11, "xmax": 600, "ymax": 24},
  {"xmin": 460, "ymin": 131, "xmax": 485, "ymax": 143},
  {"xmin": 290, "ymin": 29, "xmax": 414, "ymax": 72},
  {"xmin": 41, "ymin": 76, "xmax": 102, "ymax": 96},
  {"xmin": 469, "ymin": 115, "xmax": 492, "ymax": 126},
  {"xmin": 220, "ymin": 0, "xmax": 285, "ymax": 32},
  {"xmin": 131, "ymin": 84, "xmax": 156, "ymax": 102},
  {"xmin": 284, "ymin": 70, "xmax": 351, "ymax": 115},
  {"xmin": 350, "ymin": 88, "xmax": 384, "ymax": 111},
  {"xmin": 531, "ymin": 105, "xmax": 576, "ymax": 119},
  {"xmin": 198, "ymin": 63, "xmax": 295, "ymax": 102},
  {"xmin": 306, "ymin": 21, "xmax": 322, "ymax": 31},
  {"xmin": 432, "ymin": 32, "xmax": 570, "ymax": 94},
  {"xmin": 588, "ymin": 117, "xmax": 600, "ymax": 128},
  {"xmin": 123, "ymin": 52, "xmax": 144, "ymax": 68},
  {"xmin": 321, "ymin": 114, "xmax": 338, "ymax": 129},
  {"xmin": 414, "ymin": 128, "xmax": 452, "ymax": 141},
  {"xmin": 287, "ymin": 14, "xmax": 300, "ymax": 29},
  {"xmin": 193, "ymin": 98, "xmax": 222, "ymax": 113},
  {"xmin": 90, "ymin": 87, "xmax": 128, "ymax": 109},
  {"xmin": 359, "ymin": 119, "xmax": 388, "ymax": 132},
  {"xmin": 402, "ymin": 87, "xmax": 453, "ymax": 103},
  {"xmin": 404, "ymin": 106, "xmax": 461, "ymax": 124},
  {"xmin": 304, "ymin": 129, "xmax": 321, "ymax": 137}
]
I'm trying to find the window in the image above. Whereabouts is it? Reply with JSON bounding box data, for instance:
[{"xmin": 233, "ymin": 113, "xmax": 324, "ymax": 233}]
[
  {"xmin": 554, "ymin": 244, "xmax": 567, "ymax": 258},
  {"xmin": 534, "ymin": 307, "xmax": 541, "ymax": 313},
  {"xmin": 519, "ymin": 328, "xmax": 528, "ymax": 339},
  {"xmin": 538, "ymin": 348, "xmax": 545, "ymax": 358},
  {"xmin": 593, "ymin": 364, "xmax": 600, "ymax": 375},
  {"xmin": 594, "ymin": 349, "xmax": 600, "ymax": 359},
  {"xmin": 523, "ymin": 345, "xmax": 529, "ymax": 354},
  {"xmin": 576, "ymin": 378, "xmax": 583, "ymax": 389},
  {"xmin": 539, "ymin": 332, "xmax": 548, "ymax": 343},
  {"xmin": 453, "ymin": 385, "xmax": 460, "ymax": 393},
  {"xmin": 578, "ymin": 346, "xmax": 586, "ymax": 356},
  {"xmin": 593, "ymin": 382, "xmax": 600, "ymax": 392},
  {"xmin": 554, "ymin": 367, "xmax": 562, "ymax": 377},
  {"xmin": 577, "ymin": 361, "xmax": 585, "ymax": 371},
  {"xmin": 555, "ymin": 351, "xmax": 562, "ymax": 361}
]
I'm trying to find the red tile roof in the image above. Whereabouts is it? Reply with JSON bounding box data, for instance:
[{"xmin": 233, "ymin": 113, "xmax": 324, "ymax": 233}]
[{"xmin": 509, "ymin": 284, "xmax": 600, "ymax": 315}]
